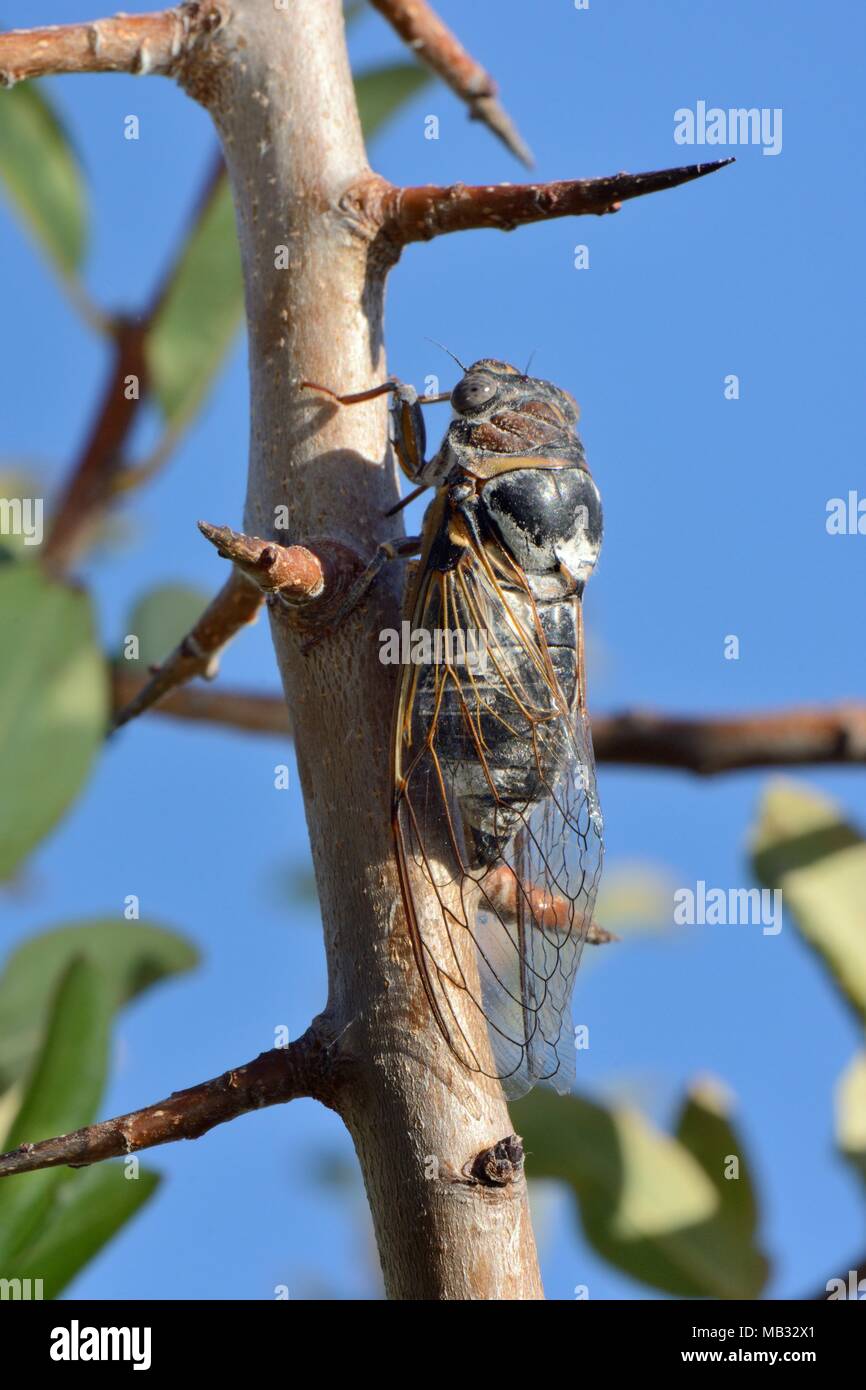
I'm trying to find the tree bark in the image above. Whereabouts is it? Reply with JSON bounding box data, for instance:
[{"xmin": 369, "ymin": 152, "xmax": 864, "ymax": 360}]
[{"xmin": 190, "ymin": 0, "xmax": 542, "ymax": 1299}]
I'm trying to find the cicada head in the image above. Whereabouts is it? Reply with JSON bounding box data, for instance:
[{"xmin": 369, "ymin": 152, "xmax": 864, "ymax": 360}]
[{"xmin": 446, "ymin": 360, "xmax": 584, "ymax": 469}]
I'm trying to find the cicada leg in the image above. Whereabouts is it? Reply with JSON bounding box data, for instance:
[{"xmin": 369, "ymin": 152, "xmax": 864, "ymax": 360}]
[
  {"xmin": 301, "ymin": 376, "xmax": 450, "ymax": 490},
  {"xmin": 297, "ymin": 375, "xmax": 448, "ymax": 649},
  {"xmin": 478, "ymin": 863, "xmax": 612, "ymax": 945},
  {"xmin": 298, "ymin": 533, "xmax": 423, "ymax": 653}
]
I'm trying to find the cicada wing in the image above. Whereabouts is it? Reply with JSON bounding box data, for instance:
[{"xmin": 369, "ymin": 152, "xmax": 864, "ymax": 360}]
[
  {"xmin": 470, "ymin": 699, "xmax": 603, "ymax": 1097},
  {"xmin": 393, "ymin": 543, "xmax": 603, "ymax": 1097}
]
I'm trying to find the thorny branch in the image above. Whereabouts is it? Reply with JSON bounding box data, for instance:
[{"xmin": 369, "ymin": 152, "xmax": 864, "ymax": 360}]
[
  {"xmin": 114, "ymin": 523, "xmax": 365, "ymax": 728},
  {"xmin": 196, "ymin": 523, "xmax": 328, "ymax": 600},
  {"xmin": 364, "ymin": 159, "xmax": 735, "ymax": 246},
  {"xmin": 0, "ymin": 1029, "xmax": 338, "ymax": 1178},
  {"xmin": 368, "ymin": 0, "xmax": 532, "ymax": 166},
  {"xmin": 2, "ymin": 0, "xmax": 744, "ymax": 1300},
  {"xmin": 0, "ymin": 3, "xmax": 222, "ymax": 85}
]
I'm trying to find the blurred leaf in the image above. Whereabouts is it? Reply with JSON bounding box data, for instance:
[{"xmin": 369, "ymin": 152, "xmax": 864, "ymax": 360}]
[
  {"xmin": 121, "ymin": 582, "xmax": 210, "ymax": 670},
  {"xmin": 0, "ymin": 919, "xmax": 198, "ymax": 1091},
  {"xmin": 0, "ymin": 1082, "xmax": 21, "ymax": 1149},
  {"xmin": 0, "ymin": 562, "xmax": 107, "ymax": 880},
  {"xmin": 0, "ymin": 466, "xmax": 45, "ymax": 558},
  {"xmin": 752, "ymin": 780, "xmax": 866, "ymax": 1024},
  {"xmin": 513, "ymin": 1088, "xmax": 768, "ymax": 1298},
  {"xmin": 146, "ymin": 170, "xmax": 242, "ymax": 426},
  {"xmin": 7, "ymin": 1163, "xmax": 160, "ymax": 1300},
  {"xmin": 0, "ymin": 82, "xmax": 86, "ymax": 273},
  {"xmin": 271, "ymin": 862, "xmax": 319, "ymax": 911},
  {"xmin": 310, "ymin": 1147, "xmax": 360, "ymax": 1192},
  {"xmin": 675, "ymin": 1077, "xmax": 760, "ymax": 1243},
  {"xmin": 595, "ymin": 862, "xmax": 675, "ymax": 935},
  {"xmin": 837, "ymin": 1052, "xmax": 866, "ymax": 1187},
  {"xmin": 355, "ymin": 63, "xmax": 431, "ymax": 142},
  {"xmin": 0, "ymin": 959, "xmax": 111, "ymax": 1262}
]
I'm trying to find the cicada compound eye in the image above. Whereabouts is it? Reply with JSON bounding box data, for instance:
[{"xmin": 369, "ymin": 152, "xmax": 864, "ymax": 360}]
[{"xmin": 451, "ymin": 373, "xmax": 498, "ymax": 415}]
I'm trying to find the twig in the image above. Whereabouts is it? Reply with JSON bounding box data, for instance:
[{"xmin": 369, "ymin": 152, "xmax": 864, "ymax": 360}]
[
  {"xmin": 197, "ymin": 522, "xmax": 364, "ymax": 639},
  {"xmin": 0, "ymin": 1029, "xmax": 337, "ymax": 1178},
  {"xmin": 364, "ymin": 159, "xmax": 734, "ymax": 246},
  {"xmin": 112, "ymin": 570, "xmax": 263, "ymax": 731},
  {"xmin": 367, "ymin": 0, "xmax": 532, "ymax": 166},
  {"xmin": 0, "ymin": 4, "xmax": 221, "ymax": 85},
  {"xmin": 112, "ymin": 667, "xmax": 292, "ymax": 736},
  {"xmin": 114, "ymin": 524, "xmax": 364, "ymax": 731},
  {"xmin": 592, "ymin": 704, "xmax": 866, "ymax": 775},
  {"xmin": 113, "ymin": 683, "xmax": 866, "ymax": 776},
  {"xmin": 197, "ymin": 522, "xmax": 328, "ymax": 599},
  {"xmin": 112, "ymin": 153, "xmax": 229, "ymax": 499},
  {"xmin": 42, "ymin": 318, "xmax": 149, "ymax": 572}
]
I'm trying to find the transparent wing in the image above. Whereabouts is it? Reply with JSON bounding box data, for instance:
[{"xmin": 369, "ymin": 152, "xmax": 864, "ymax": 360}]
[{"xmin": 393, "ymin": 537, "xmax": 603, "ymax": 1098}]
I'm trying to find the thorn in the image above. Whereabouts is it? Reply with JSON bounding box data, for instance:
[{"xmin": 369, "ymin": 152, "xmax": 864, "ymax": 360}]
[
  {"xmin": 471, "ymin": 94, "xmax": 534, "ymax": 168},
  {"xmin": 198, "ymin": 520, "xmax": 326, "ymax": 600}
]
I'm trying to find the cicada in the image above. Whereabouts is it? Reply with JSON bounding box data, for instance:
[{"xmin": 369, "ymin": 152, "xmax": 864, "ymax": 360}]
[{"xmin": 307, "ymin": 359, "xmax": 603, "ymax": 1098}]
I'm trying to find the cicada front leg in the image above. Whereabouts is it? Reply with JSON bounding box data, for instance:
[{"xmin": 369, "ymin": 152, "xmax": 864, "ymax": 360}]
[
  {"xmin": 297, "ymin": 376, "xmax": 448, "ymax": 647},
  {"xmin": 304, "ymin": 533, "xmax": 422, "ymax": 651}
]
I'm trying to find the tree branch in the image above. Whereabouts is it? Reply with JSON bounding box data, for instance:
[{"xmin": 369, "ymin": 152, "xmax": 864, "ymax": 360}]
[
  {"xmin": 111, "ymin": 680, "xmax": 866, "ymax": 777},
  {"xmin": 112, "ymin": 667, "xmax": 293, "ymax": 736},
  {"xmin": 592, "ymin": 704, "xmax": 866, "ymax": 775},
  {"xmin": 363, "ymin": 159, "xmax": 734, "ymax": 246},
  {"xmin": 195, "ymin": 0, "xmax": 544, "ymax": 1299},
  {"xmin": 367, "ymin": 0, "xmax": 532, "ymax": 166},
  {"xmin": 42, "ymin": 318, "xmax": 148, "ymax": 573},
  {"xmin": 0, "ymin": 3, "xmax": 221, "ymax": 85},
  {"xmin": 39, "ymin": 148, "xmax": 229, "ymax": 573},
  {"xmin": 0, "ymin": 1029, "xmax": 337, "ymax": 1178},
  {"xmin": 112, "ymin": 569, "xmax": 263, "ymax": 731}
]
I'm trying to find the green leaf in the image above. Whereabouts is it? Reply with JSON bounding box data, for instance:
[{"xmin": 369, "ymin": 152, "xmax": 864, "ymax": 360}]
[
  {"xmin": 146, "ymin": 170, "xmax": 243, "ymax": 426},
  {"xmin": 0, "ymin": 959, "xmax": 111, "ymax": 1262},
  {"xmin": 0, "ymin": 919, "xmax": 197, "ymax": 1092},
  {"xmin": 836, "ymin": 1052, "xmax": 866, "ymax": 1188},
  {"xmin": 7, "ymin": 1163, "xmax": 161, "ymax": 1300},
  {"xmin": 121, "ymin": 583, "xmax": 211, "ymax": 670},
  {"xmin": 0, "ymin": 562, "xmax": 107, "ymax": 880},
  {"xmin": 513, "ymin": 1089, "xmax": 768, "ymax": 1298},
  {"xmin": 751, "ymin": 780, "xmax": 866, "ymax": 1024},
  {"xmin": 675, "ymin": 1077, "xmax": 761, "ymax": 1246},
  {"xmin": 0, "ymin": 82, "xmax": 86, "ymax": 273},
  {"xmin": 355, "ymin": 63, "xmax": 431, "ymax": 142}
]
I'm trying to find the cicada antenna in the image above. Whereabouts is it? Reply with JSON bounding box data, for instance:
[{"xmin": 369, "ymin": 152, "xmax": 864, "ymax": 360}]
[
  {"xmin": 425, "ymin": 338, "xmax": 468, "ymax": 373},
  {"xmin": 523, "ymin": 350, "xmax": 537, "ymax": 375}
]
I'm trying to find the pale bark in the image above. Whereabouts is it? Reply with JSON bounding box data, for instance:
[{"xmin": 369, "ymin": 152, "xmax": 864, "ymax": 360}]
[{"xmin": 190, "ymin": 0, "xmax": 543, "ymax": 1300}]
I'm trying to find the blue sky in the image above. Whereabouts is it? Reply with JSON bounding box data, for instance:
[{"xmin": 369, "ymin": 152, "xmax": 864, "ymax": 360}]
[{"xmin": 1, "ymin": 0, "xmax": 864, "ymax": 1299}]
